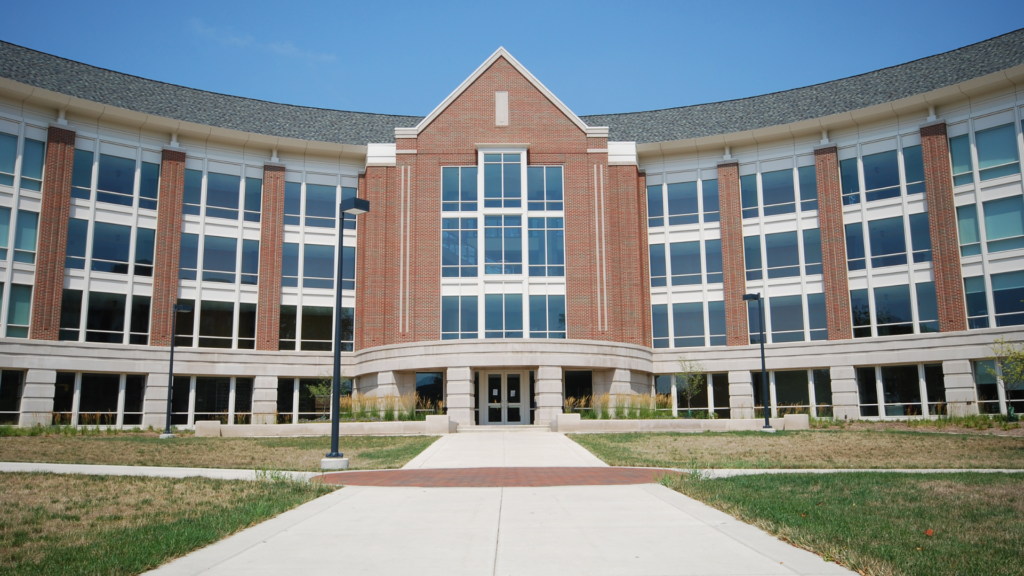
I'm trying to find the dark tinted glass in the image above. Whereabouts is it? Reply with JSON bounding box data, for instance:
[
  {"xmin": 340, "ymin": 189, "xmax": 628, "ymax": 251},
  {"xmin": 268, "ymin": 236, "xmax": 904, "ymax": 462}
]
[
  {"xmin": 303, "ymin": 244, "xmax": 334, "ymax": 286},
  {"xmin": 868, "ymin": 217, "xmax": 907, "ymax": 267},
  {"xmin": 140, "ymin": 161, "xmax": 160, "ymax": 201},
  {"xmin": 760, "ymin": 170, "xmax": 794, "ymax": 209},
  {"xmin": 130, "ymin": 295, "xmax": 150, "ymax": 335},
  {"xmin": 60, "ymin": 289, "xmax": 82, "ymax": 329},
  {"xmin": 242, "ymin": 239, "xmax": 259, "ymax": 275},
  {"xmin": 244, "ymin": 177, "xmax": 262, "ymax": 212},
  {"xmin": 135, "ymin": 228, "xmax": 155, "ymax": 265},
  {"xmin": 203, "ymin": 236, "xmax": 237, "ymax": 272},
  {"xmin": 180, "ymin": 233, "xmax": 199, "ymax": 270},
  {"xmin": 206, "ymin": 172, "xmax": 240, "ymax": 210},
  {"xmin": 862, "ymin": 150, "xmax": 900, "ymax": 191},
  {"xmin": 66, "ymin": 218, "xmax": 88, "ymax": 259},
  {"xmin": 199, "ymin": 301, "xmax": 234, "ymax": 338},
  {"xmin": 238, "ymin": 303, "xmax": 257, "ymax": 339},
  {"xmin": 903, "ymin": 145, "xmax": 924, "ymax": 183},
  {"xmin": 91, "ymin": 222, "xmax": 131, "ymax": 273},
  {"xmin": 798, "ymin": 165, "xmax": 817, "ymax": 201},
  {"xmin": 97, "ymin": 154, "xmax": 135, "ymax": 195},
  {"xmin": 72, "ymin": 149, "xmax": 93, "ymax": 198},
  {"xmin": 183, "ymin": 170, "xmax": 203, "ymax": 205},
  {"xmin": 301, "ymin": 306, "xmax": 333, "ymax": 341},
  {"xmin": 305, "ymin": 184, "xmax": 336, "ymax": 218},
  {"xmin": 86, "ymin": 292, "xmax": 125, "ymax": 332},
  {"xmin": 875, "ymin": 285, "xmax": 913, "ymax": 324}
]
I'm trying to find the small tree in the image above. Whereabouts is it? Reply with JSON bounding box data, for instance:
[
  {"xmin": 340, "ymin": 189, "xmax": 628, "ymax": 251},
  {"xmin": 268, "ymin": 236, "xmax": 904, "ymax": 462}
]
[
  {"xmin": 675, "ymin": 358, "xmax": 707, "ymax": 418},
  {"xmin": 989, "ymin": 337, "xmax": 1024, "ymax": 421},
  {"xmin": 308, "ymin": 371, "xmax": 352, "ymax": 415}
]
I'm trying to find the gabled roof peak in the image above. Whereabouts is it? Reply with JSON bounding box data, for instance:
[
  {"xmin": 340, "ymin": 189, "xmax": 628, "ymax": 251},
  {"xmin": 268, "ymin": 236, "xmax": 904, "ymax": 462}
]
[{"xmin": 395, "ymin": 47, "xmax": 606, "ymax": 138}]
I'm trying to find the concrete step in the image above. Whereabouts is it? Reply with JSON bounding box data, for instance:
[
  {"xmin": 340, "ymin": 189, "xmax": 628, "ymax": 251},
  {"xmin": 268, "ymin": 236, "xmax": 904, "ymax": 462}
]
[{"xmin": 456, "ymin": 424, "xmax": 552, "ymax": 433}]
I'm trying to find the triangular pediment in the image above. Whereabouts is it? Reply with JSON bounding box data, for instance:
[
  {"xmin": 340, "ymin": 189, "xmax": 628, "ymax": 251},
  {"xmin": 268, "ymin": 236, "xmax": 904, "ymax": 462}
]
[{"xmin": 395, "ymin": 48, "xmax": 605, "ymax": 138}]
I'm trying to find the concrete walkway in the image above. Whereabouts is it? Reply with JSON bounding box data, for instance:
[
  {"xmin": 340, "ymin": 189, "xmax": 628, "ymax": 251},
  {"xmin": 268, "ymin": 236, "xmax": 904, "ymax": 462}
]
[
  {"xmin": 402, "ymin": 431, "xmax": 607, "ymax": 468},
  {"xmin": 0, "ymin": 461, "xmax": 316, "ymax": 481}
]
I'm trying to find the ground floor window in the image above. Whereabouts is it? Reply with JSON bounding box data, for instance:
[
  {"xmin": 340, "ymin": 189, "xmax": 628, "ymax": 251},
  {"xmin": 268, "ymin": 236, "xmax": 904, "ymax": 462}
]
[
  {"xmin": 170, "ymin": 376, "xmax": 253, "ymax": 426},
  {"xmin": 752, "ymin": 369, "xmax": 832, "ymax": 417},
  {"xmin": 973, "ymin": 360, "xmax": 1023, "ymax": 415},
  {"xmin": 563, "ymin": 371, "xmax": 593, "ymax": 411},
  {"xmin": 275, "ymin": 377, "xmax": 351, "ymax": 424},
  {"xmin": 854, "ymin": 364, "xmax": 945, "ymax": 417},
  {"xmin": 0, "ymin": 370, "xmax": 24, "ymax": 424},
  {"xmin": 51, "ymin": 372, "xmax": 146, "ymax": 427}
]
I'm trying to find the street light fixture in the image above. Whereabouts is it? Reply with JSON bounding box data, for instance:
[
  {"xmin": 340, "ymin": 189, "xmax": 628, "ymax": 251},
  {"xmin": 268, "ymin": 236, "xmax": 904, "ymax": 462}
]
[
  {"xmin": 162, "ymin": 302, "xmax": 192, "ymax": 439},
  {"xmin": 324, "ymin": 196, "xmax": 370, "ymax": 469},
  {"xmin": 743, "ymin": 293, "xmax": 772, "ymax": 430}
]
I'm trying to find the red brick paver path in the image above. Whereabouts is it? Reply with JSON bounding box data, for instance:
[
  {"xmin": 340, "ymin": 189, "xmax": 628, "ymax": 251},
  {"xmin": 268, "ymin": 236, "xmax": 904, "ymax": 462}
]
[{"xmin": 318, "ymin": 467, "xmax": 674, "ymax": 488}]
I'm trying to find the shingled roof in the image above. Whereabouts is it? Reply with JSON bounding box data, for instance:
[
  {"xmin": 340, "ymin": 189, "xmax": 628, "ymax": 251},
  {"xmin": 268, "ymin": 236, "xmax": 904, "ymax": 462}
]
[
  {"xmin": 2, "ymin": 28, "xmax": 1023, "ymax": 146},
  {"xmin": 580, "ymin": 28, "xmax": 1024, "ymax": 144}
]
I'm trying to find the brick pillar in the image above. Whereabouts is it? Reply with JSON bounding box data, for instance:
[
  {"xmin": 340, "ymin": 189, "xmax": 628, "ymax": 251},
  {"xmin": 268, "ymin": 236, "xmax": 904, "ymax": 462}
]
[
  {"xmin": 150, "ymin": 147, "xmax": 186, "ymax": 347},
  {"xmin": 718, "ymin": 160, "xmax": 748, "ymax": 345},
  {"xmin": 355, "ymin": 165, "xmax": 396, "ymax": 350},
  {"xmin": 256, "ymin": 163, "xmax": 285, "ymax": 350},
  {"xmin": 921, "ymin": 121, "xmax": 967, "ymax": 332},
  {"xmin": 30, "ymin": 124, "xmax": 75, "ymax": 340},
  {"xmin": 606, "ymin": 164, "xmax": 649, "ymax": 346},
  {"xmin": 814, "ymin": 144, "xmax": 853, "ymax": 340}
]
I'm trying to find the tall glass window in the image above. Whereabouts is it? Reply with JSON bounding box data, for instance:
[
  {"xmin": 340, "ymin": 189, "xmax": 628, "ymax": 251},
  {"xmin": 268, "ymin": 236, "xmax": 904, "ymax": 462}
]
[
  {"xmin": 91, "ymin": 222, "xmax": 131, "ymax": 274},
  {"xmin": 97, "ymin": 154, "xmax": 135, "ymax": 207},
  {"xmin": 202, "ymin": 236, "xmax": 237, "ymax": 283},
  {"xmin": 134, "ymin": 227, "xmax": 155, "ymax": 277},
  {"xmin": 874, "ymin": 284, "xmax": 913, "ymax": 336},
  {"xmin": 672, "ymin": 302, "xmax": 704, "ymax": 347},
  {"xmin": 442, "ymin": 218, "xmax": 478, "ymax": 277},
  {"xmin": 705, "ymin": 239, "xmax": 723, "ymax": 284},
  {"xmin": 845, "ymin": 223, "xmax": 865, "ymax": 271},
  {"xmin": 527, "ymin": 217, "xmax": 564, "ymax": 276},
  {"xmin": 59, "ymin": 289, "xmax": 82, "ymax": 341},
  {"xmin": 743, "ymin": 236, "xmax": 762, "ymax": 280},
  {"xmin": 747, "ymin": 299, "xmax": 763, "ymax": 344},
  {"xmin": 139, "ymin": 161, "xmax": 159, "ymax": 210},
  {"xmin": 484, "ymin": 293, "xmax": 523, "ymax": 338},
  {"xmin": 13, "ymin": 210, "xmax": 38, "ymax": 264},
  {"xmin": 855, "ymin": 367, "xmax": 879, "ymax": 417},
  {"xmin": 957, "ymin": 204, "xmax": 980, "ymax": 256},
  {"xmin": 206, "ymin": 172, "xmax": 240, "ymax": 220},
  {"xmin": 241, "ymin": 239, "xmax": 259, "ymax": 285},
  {"xmin": 179, "ymin": 233, "xmax": 199, "ymax": 280},
  {"xmin": 20, "ymin": 139, "xmax": 44, "ymax": 191},
  {"xmin": 71, "ymin": 149, "xmax": 93, "ymax": 200},
  {"xmin": 991, "ymin": 270, "xmax": 1024, "ymax": 327},
  {"xmin": 441, "ymin": 295, "xmax": 478, "ymax": 339},
  {"xmin": 303, "ymin": 244, "xmax": 334, "ymax": 289},
  {"xmin": 867, "ymin": 217, "xmax": 907, "ymax": 268},
  {"xmin": 916, "ymin": 281, "xmax": 939, "ymax": 333},
  {"xmin": 765, "ymin": 232, "xmax": 799, "ymax": 278},
  {"xmin": 130, "ymin": 295, "xmax": 150, "ymax": 345},
  {"xmin": 964, "ymin": 276, "xmax": 989, "ymax": 329},
  {"xmin": 484, "ymin": 215, "xmax": 522, "ymax": 274},
  {"xmin": 0, "ymin": 132, "xmax": 16, "ymax": 187},
  {"xmin": 279, "ymin": 305, "xmax": 296, "ymax": 350},
  {"xmin": 652, "ymin": 304, "xmax": 669, "ymax": 348},
  {"xmin": 6, "ymin": 285, "xmax": 31, "ymax": 338},
  {"xmin": 803, "ymin": 228, "xmax": 822, "ymax": 275},
  {"xmin": 807, "ymin": 293, "xmax": 827, "ymax": 340},
  {"xmin": 702, "ymin": 179, "xmax": 720, "ymax": 222},
  {"xmin": 173, "ymin": 299, "xmax": 195, "ymax": 346},
  {"xmin": 761, "ymin": 170, "xmax": 795, "ymax": 215},
  {"xmin": 236, "ymin": 303, "xmax": 255, "ymax": 350},
  {"xmin": 305, "ymin": 184, "xmax": 336, "ymax": 228},
  {"xmin": 529, "ymin": 295, "xmax": 566, "ymax": 338},
  {"xmin": 666, "ymin": 182, "xmax": 699, "ymax": 225},
  {"xmin": 881, "ymin": 365, "xmax": 921, "ymax": 416},
  {"xmin": 770, "ymin": 295, "xmax": 804, "ymax": 342},
  {"xmin": 647, "ymin": 185, "xmax": 664, "ymax": 228},
  {"xmin": 243, "ymin": 177, "xmax": 261, "ymax": 222},
  {"xmin": 527, "ymin": 166, "xmax": 563, "ymax": 211},
  {"xmin": 840, "ymin": 157, "xmax": 860, "ymax": 205},
  {"xmin": 862, "ymin": 150, "xmax": 900, "ymax": 202},
  {"xmin": 86, "ymin": 292, "xmax": 125, "ymax": 343},
  {"xmin": 949, "ymin": 134, "xmax": 973, "ymax": 186},
  {"xmin": 65, "ymin": 218, "xmax": 87, "ymax": 269},
  {"xmin": 669, "ymin": 241, "xmax": 701, "ymax": 285},
  {"xmin": 443, "ymin": 166, "xmax": 479, "ymax": 212},
  {"xmin": 182, "ymin": 169, "xmax": 202, "ymax": 215},
  {"xmin": 982, "ymin": 195, "xmax": 1024, "ymax": 253},
  {"xmin": 909, "ymin": 213, "xmax": 932, "ymax": 262},
  {"xmin": 850, "ymin": 289, "xmax": 871, "ymax": 338},
  {"xmin": 284, "ymin": 182, "xmax": 301, "ymax": 225},
  {"xmin": 198, "ymin": 301, "xmax": 233, "ymax": 348},
  {"xmin": 649, "ymin": 244, "xmax": 666, "ymax": 287},
  {"xmin": 975, "ymin": 123, "xmax": 1020, "ymax": 181},
  {"xmin": 798, "ymin": 165, "xmax": 817, "ymax": 211},
  {"xmin": 483, "ymin": 153, "xmax": 521, "ymax": 208},
  {"xmin": 740, "ymin": 175, "xmax": 758, "ymax": 219},
  {"xmin": 341, "ymin": 187, "xmax": 357, "ymax": 230},
  {"xmin": 0, "ymin": 207, "xmax": 7, "ymax": 260},
  {"xmin": 903, "ymin": 145, "xmax": 925, "ymax": 195},
  {"xmin": 281, "ymin": 243, "xmax": 299, "ymax": 287},
  {"xmin": 301, "ymin": 306, "xmax": 336, "ymax": 351},
  {"xmin": 708, "ymin": 301, "xmax": 726, "ymax": 346}
]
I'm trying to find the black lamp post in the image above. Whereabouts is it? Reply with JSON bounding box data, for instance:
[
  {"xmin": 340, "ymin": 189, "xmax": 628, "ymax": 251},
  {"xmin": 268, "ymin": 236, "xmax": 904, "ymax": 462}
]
[
  {"xmin": 743, "ymin": 293, "xmax": 772, "ymax": 430},
  {"xmin": 325, "ymin": 196, "xmax": 370, "ymax": 461},
  {"xmin": 162, "ymin": 302, "xmax": 192, "ymax": 439}
]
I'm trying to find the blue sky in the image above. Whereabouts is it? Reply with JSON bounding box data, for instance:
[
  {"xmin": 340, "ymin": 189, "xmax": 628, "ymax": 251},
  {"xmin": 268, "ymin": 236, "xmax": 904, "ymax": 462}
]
[{"xmin": 4, "ymin": 1, "xmax": 1024, "ymax": 117}]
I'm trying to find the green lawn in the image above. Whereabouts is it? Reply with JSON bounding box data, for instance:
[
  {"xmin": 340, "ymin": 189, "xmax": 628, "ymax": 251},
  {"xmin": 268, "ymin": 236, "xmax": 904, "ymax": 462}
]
[
  {"xmin": 570, "ymin": 429, "xmax": 1024, "ymax": 469},
  {"xmin": 0, "ymin": 430, "xmax": 437, "ymax": 471},
  {"xmin": 664, "ymin": 472, "xmax": 1024, "ymax": 576},
  {"xmin": 0, "ymin": 472, "xmax": 334, "ymax": 576}
]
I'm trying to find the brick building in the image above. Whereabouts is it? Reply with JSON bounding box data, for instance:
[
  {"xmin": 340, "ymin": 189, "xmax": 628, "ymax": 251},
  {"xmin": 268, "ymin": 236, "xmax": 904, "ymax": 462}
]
[{"xmin": 0, "ymin": 32, "xmax": 1023, "ymax": 428}]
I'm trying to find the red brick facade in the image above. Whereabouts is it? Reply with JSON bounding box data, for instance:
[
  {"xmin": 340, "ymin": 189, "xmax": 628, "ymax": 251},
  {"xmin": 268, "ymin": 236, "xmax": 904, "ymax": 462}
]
[
  {"xmin": 920, "ymin": 122, "xmax": 967, "ymax": 332},
  {"xmin": 717, "ymin": 161, "xmax": 748, "ymax": 346},
  {"xmin": 149, "ymin": 148, "xmax": 186, "ymax": 347},
  {"xmin": 29, "ymin": 124, "xmax": 76, "ymax": 340},
  {"xmin": 256, "ymin": 163, "xmax": 285, "ymax": 350},
  {"xmin": 353, "ymin": 56, "xmax": 648, "ymax": 349},
  {"xmin": 814, "ymin": 145, "xmax": 853, "ymax": 340}
]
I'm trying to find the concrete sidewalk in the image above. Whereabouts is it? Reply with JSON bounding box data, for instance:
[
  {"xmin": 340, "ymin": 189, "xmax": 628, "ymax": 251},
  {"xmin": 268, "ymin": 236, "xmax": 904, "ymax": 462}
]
[
  {"xmin": 144, "ymin": 483, "xmax": 853, "ymax": 576},
  {"xmin": 403, "ymin": 431, "xmax": 607, "ymax": 469},
  {"xmin": 0, "ymin": 461, "xmax": 317, "ymax": 481}
]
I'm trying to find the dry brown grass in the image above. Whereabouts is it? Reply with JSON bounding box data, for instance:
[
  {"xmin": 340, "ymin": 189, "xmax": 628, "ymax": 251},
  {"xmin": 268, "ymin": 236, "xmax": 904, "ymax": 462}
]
[
  {"xmin": 0, "ymin": 435, "xmax": 437, "ymax": 472},
  {"xmin": 571, "ymin": 430, "xmax": 1024, "ymax": 469}
]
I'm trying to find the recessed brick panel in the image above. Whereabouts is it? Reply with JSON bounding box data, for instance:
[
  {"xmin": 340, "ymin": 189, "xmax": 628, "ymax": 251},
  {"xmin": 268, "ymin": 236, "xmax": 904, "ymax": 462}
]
[
  {"xmin": 256, "ymin": 164, "xmax": 285, "ymax": 350},
  {"xmin": 718, "ymin": 161, "xmax": 748, "ymax": 346},
  {"xmin": 921, "ymin": 122, "xmax": 967, "ymax": 332},
  {"xmin": 814, "ymin": 146, "xmax": 853, "ymax": 340},
  {"xmin": 30, "ymin": 125, "xmax": 75, "ymax": 340},
  {"xmin": 149, "ymin": 148, "xmax": 186, "ymax": 347}
]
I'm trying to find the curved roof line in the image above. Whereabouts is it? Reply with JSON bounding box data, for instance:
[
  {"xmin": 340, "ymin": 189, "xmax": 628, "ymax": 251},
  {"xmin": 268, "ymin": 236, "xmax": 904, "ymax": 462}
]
[{"xmin": 2, "ymin": 28, "xmax": 1023, "ymax": 146}]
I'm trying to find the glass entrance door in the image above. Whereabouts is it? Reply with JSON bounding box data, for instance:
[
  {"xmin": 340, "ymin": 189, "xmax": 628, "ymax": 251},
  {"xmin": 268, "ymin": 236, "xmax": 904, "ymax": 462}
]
[{"xmin": 482, "ymin": 372, "xmax": 526, "ymax": 424}]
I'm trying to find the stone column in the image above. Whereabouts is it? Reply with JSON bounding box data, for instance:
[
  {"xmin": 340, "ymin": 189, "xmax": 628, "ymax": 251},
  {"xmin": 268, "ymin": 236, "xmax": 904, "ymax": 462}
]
[
  {"xmin": 942, "ymin": 359, "xmax": 978, "ymax": 416},
  {"xmin": 150, "ymin": 147, "xmax": 187, "ymax": 346},
  {"xmin": 814, "ymin": 144, "xmax": 853, "ymax": 340},
  {"xmin": 256, "ymin": 163, "xmax": 285, "ymax": 350},
  {"xmin": 830, "ymin": 366, "xmax": 860, "ymax": 420},
  {"xmin": 717, "ymin": 160, "xmax": 748, "ymax": 346},
  {"xmin": 19, "ymin": 369, "xmax": 55, "ymax": 427},
  {"xmin": 534, "ymin": 366, "xmax": 563, "ymax": 426},
  {"xmin": 727, "ymin": 370, "xmax": 754, "ymax": 419},
  {"xmin": 141, "ymin": 373, "xmax": 170, "ymax": 430},
  {"xmin": 251, "ymin": 375, "xmax": 278, "ymax": 424},
  {"xmin": 30, "ymin": 124, "xmax": 76, "ymax": 340},
  {"xmin": 445, "ymin": 367, "xmax": 474, "ymax": 426},
  {"xmin": 921, "ymin": 121, "xmax": 967, "ymax": 332}
]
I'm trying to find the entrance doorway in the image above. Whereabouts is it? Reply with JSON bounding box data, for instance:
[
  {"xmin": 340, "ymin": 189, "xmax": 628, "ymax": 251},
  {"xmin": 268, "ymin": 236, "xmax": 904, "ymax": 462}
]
[{"xmin": 481, "ymin": 372, "xmax": 527, "ymax": 424}]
